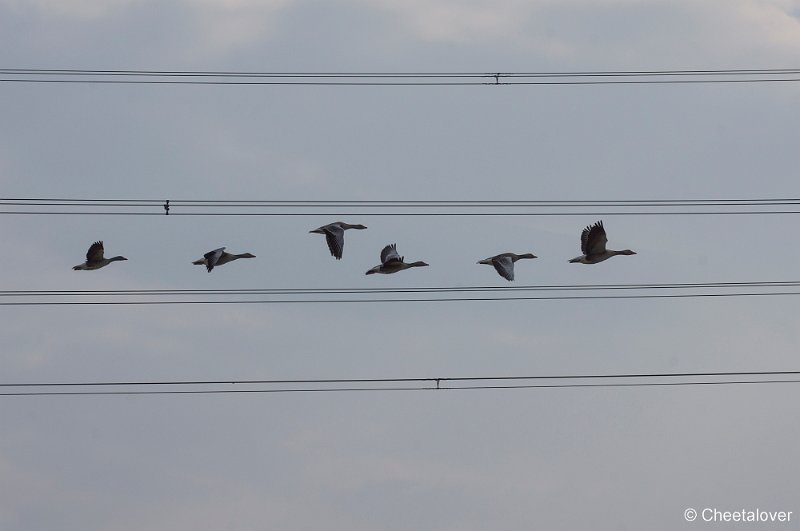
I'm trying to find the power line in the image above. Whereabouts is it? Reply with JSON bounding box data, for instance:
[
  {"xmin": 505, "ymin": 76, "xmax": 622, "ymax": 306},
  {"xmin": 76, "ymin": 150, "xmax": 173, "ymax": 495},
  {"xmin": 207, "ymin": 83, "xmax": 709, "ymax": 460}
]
[
  {"xmin": 6, "ymin": 210, "xmax": 800, "ymax": 217},
  {"xmin": 2, "ymin": 380, "xmax": 799, "ymax": 396},
  {"xmin": 7, "ymin": 201, "xmax": 800, "ymax": 207},
  {"xmin": 4, "ymin": 369, "xmax": 798, "ymax": 388},
  {"xmin": 3, "ymin": 68, "xmax": 800, "ymax": 86},
  {"xmin": 5, "ymin": 67, "xmax": 800, "ymax": 76},
  {"xmin": 4, "ymin": 291, "xmax": 800, "ymax": 306},
  {"xmin": 5, "ymin": 197, "xmax": 800, "ymax": 203},
  {"xmin": 3, "ymin": 282, "xmax": 800, "ymax": 305},
  {"xmin": 5, "ymin": 198, "xmax": 800, "ymax": 206},
  {"xmin": 2, "ymin": 280, "xmax": 800, "ymax": 297},
  {"xmin": 2, "ymin": 79, "xmax": 798, "ymax": 86},
  {"xmin": 2, "ymin": 197, "xmax": 800, "ymax": 216}
]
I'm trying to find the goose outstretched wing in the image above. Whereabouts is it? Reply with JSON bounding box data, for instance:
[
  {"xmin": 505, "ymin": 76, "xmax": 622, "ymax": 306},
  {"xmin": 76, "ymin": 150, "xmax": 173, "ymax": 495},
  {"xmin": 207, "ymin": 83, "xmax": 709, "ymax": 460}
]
[
  {"xmin": 324, "ymin": 225, "xmax": 345, "ymax": 260},
  {"xmin": 204, "ymin": 247, "xmax": 225, "ymax": 272},
  {"xmin": 380, "ymin": 244, "xmax": 402, "ymax": 264},
  {"xmin": 492, "ymin": 255, "xmax": 515, "ymax": 281},
  {"xmin": 86, "ymin": 241, "xmax": 105, "ymax": 262},
  {"xmin": 581, "ymin": 221, "xmax": 608, "ymax": 257}
]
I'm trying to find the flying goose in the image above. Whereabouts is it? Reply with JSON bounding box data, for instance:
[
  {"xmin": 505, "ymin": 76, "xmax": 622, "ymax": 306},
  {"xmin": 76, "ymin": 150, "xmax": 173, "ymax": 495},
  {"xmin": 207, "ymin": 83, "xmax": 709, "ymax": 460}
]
[
  {"xmin": 309, "ymin": 221, "xmax": 367, "ymax": 260},
  {"xmin": 569, "ymin": 220, "xmax": 635, "ymax": 264},
  {"xmin": 478, "ymin": 252, "xmax": 537, "ymax": 281},
  {"xmin": 72, "ymin": 241, "xmax": 127, "ymax": 270},
  {"xmin": 193, "ymin": 247, "xmax": 256, "ymax": 272},
  {"xmin": 366, "ymin": 244, "xmax": 428, "ymax": 275}
]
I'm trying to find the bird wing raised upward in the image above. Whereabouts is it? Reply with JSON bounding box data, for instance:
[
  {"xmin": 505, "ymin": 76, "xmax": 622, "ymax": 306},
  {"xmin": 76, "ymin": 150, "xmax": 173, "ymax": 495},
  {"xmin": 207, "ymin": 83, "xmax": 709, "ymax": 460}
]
[
  {"xmin": 86, "ymin": 241, "xmax": 105, "ymax": 262},
  {"xmin": 492, "ymin": 255, "xmax": 515, "ymax": 281},
  {"xmin": 324, "ymin": 225, "xmax": 345, "ymax": 259},
  {"xmin": 204, "ymin": 247, "xmax": 225, "ymax": 272},
  {"xmin": 581, "ymin": 221, "xmax": 608, "ymax": 256},
  {"xmin": 380, "ymin": 244, "xmax": 402, "ymax": 264}
]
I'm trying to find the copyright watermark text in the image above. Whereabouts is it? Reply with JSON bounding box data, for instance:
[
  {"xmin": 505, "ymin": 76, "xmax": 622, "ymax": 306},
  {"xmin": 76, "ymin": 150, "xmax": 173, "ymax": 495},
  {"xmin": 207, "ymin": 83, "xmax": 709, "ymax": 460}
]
[{"xmin": 685, "ymin": 507, "xmax": 792, "ymax": 523}]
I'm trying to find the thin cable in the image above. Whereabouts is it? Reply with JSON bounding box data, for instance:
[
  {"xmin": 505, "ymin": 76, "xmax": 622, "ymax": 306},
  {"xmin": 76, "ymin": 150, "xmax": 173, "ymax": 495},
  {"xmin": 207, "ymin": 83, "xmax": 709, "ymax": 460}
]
[
  {"xmin": 2, "ymin": 280, "xmax": 800, "ymax": 297},
  {"xmin": 7, "ymin": 200, "xmax": 800, "ymax": 207},
  {"xmin": 4, "ymin": 211, "xmax": 800, "ymax": 217},
  {"xmin": 2, "ymin": 197, "xmax": 800, "ymax": 216},
  {"xmin": 2, "ymin": 78, "xmax": 799, "ymax": 86},
  {"xmin": 5, "ymin": 197, "xmax": 800, "ymax": 203},
  {"xmin": 4, "ymin": 68, "xmax": 800, "ymax": 76},
  {"xmin": 4, "ymin": 369, "xmax": 799, "ymax": 388},
  {"xmin": 3, "ymin": 68, "xmax": 800, "ymax": 77},
  {"xmin": 1, "ymin": 379, "xmax": 798, "ymax": 396},
  {"xmin": 3, "ymin": 68, "xmax": 800, "ymax": 86},
  {"xmin": 4, "ymin": 291, "xmax": 800, "ymax": 305}
]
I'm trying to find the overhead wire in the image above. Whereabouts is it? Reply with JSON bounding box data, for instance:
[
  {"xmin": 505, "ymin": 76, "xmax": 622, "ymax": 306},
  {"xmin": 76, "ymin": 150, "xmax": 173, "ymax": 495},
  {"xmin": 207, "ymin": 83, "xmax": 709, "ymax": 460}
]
[
  {"xmin": 5, "ymin": 67, "xmax": 800, "ymax": 76},
  {"xmin": 3, "ymin": 68, "xmax": 800, "ymax": 85},
  {"xmin": 3, "ymin": 197, "xmax": 800, "ymax": 216},
  {"xmin": 4, "ymin": 197, "xmax": 800, "ymax": 203},
  {"xmin": 2, "ymin": 280, "xmax": 800, "ymax": 296},
  {"xmin": 5, "ymin": 381, "xmax": 800, "ymax": 396},
  {"xmin": 4, "ymin": 292, "xmax": 800, "ymax": 305},
  {"xmin": 4, "ymin": 197, "xmax": 800, "ymax": 205},
  {"xmin": 3, "ymin": 376, "xmax": 800, "ymax": 396},
  {"xmin": 4, "ymin": 369, "xmax": 799, "ymax": 387},
  {"xmin": 2, "ymin": 281, "xmax": 800, "ymax": 305}
]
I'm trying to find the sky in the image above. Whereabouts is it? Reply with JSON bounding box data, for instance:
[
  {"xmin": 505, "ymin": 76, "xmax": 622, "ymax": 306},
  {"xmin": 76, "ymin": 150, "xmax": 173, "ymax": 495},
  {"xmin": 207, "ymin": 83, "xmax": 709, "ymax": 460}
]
[{"xmin": 2, "ymin": 1, "xmax": 800, "ymax": 529}]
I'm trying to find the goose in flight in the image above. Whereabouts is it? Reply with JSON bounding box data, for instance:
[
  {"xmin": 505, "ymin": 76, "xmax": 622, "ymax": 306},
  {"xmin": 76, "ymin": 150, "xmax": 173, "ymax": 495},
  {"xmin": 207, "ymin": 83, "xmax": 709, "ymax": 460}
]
[
  {"xmin": 309, "ymin": 221, "xmax": 367, "ymax": 260},
  {"xmin": 366, "ymin": 244, "xmax": 428, "ymax": 275},
  {"xmin": 73, "ymin": 241, "xmax": 127, "ymax": 270},
  {"xmin": 569, "ymin": 220, "xmax": 635, "ymax": 264},
  {"xmin": 478, "ymin": 252, "xmax": 537, "ymax": 281},
  {"xmin": 193, "ymin": 247, "xmax": 256, "ymax": 272}
]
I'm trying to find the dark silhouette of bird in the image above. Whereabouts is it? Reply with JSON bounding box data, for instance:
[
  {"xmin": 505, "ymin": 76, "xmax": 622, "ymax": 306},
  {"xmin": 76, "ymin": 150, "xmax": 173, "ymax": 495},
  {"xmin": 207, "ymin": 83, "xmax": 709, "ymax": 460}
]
[
  {"xmin": 193, "ymin": 247, "xmax": 256, "ymax": 272},
  {"xmin": 72, "ymin": 241, "xmax": 127, "ymax": 270},
  {"xmin": 366, "ymin": 244, "xmax": 428, "ymax": 275},
  {"xmin": 309, "ymin": 221, "xmax": 367, "ymax": 260},
  {"xmin": 569, "ymin": 221, "xmax": 635, "ymax": 264}
]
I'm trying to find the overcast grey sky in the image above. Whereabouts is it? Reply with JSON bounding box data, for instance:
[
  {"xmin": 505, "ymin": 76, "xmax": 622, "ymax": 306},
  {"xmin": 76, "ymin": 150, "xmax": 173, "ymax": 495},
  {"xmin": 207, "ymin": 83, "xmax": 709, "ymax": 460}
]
[{"xmin": 2, "ymin": 1, "xmax": 800, "ymax": 530}]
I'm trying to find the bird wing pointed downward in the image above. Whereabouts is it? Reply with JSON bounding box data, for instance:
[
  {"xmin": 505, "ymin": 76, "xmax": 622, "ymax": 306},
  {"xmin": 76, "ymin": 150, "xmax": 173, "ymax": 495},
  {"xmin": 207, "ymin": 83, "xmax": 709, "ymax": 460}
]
[
  {"xmin": 324, "ymin": 225, "xmax": 345, "ymax": 259},
  {"xmin": 204, "ymin": 247, "xmax": 225, "ymax": 272},
  {"xmin": 86, "ymin": 241, "xmax": 105, "ymax": 262},
  {"xmin": 581, "ymin": 221, "xmax": 608, "ymax": 256},
  {"xmin": 492, "ymin": 255, "xmax": 515, "ymax": 281},
  {"xmin": 380, "ymin": 244, "xmax": 402, "ymax": 264}
]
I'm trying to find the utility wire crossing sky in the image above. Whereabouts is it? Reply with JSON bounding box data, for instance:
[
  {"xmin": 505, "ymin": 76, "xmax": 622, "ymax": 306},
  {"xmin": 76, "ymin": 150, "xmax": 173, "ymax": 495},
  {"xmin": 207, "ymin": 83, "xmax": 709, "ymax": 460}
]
[
  {"xmin": 4, "ymin": 197, "xmax": 800, "ymax": 215},
  {"xmin": 4, "ymin": 67, "xmax": 800, "ymax": 85}
]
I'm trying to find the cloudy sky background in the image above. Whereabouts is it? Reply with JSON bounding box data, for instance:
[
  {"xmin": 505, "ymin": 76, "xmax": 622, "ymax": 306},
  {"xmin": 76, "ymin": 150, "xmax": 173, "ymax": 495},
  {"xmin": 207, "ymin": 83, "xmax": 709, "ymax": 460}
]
[{"xmin": 2, "ymin": 1, "xmax": 800, "ymax": 529}]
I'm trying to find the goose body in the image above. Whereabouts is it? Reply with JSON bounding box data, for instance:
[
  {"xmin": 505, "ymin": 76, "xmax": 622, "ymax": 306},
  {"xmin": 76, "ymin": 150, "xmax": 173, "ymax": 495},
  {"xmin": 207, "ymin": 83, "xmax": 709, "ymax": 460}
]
[
  {"xmin": 310, "ymin": 221, "xmax": 367, "ymax": 260},
  {"xmin": 72, "ymin": 241, "xmax": 127, "ymax": 270},
  {"xmin": 366, "ymin": 244, "xmax": 428, "ymax": 275},
  {"xmin": 193, "ymin": 247, "xmax": 256, "ymax": 272},
  {"xmin": 478, "ymin": 252, "xmax": 537, "ymax": 281},
  {"xmin": 569, "ymin": 220, "xmax": 635, "ymax": 264}
]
